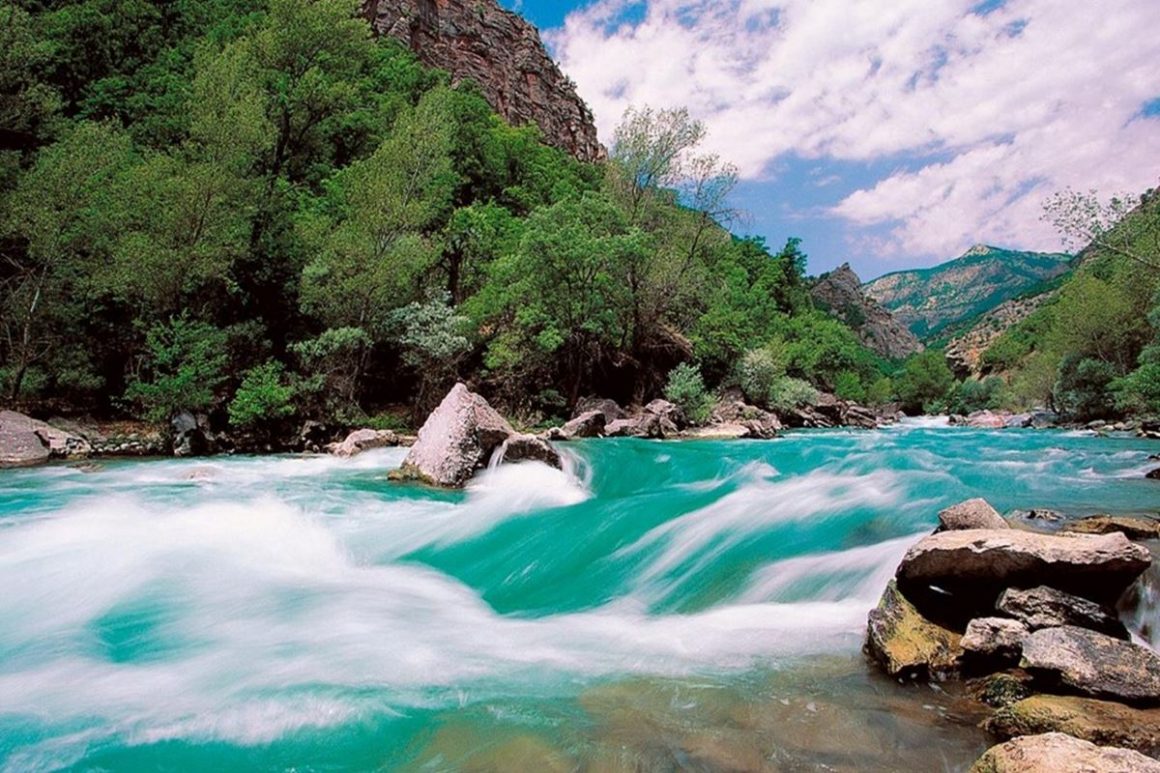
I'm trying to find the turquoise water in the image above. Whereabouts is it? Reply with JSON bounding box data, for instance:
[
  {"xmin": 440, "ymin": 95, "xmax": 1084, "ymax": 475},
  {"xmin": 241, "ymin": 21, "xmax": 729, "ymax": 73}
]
[{"xmin": 1, "ymin": 421, "xmax": 1157, "ymax": 771}]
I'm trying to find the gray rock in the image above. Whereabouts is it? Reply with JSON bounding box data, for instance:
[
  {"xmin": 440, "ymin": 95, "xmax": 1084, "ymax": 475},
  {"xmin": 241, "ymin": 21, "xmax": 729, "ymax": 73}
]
[
  {"xmin": 961, "ymin": 617, "xmax": 1028, "ymax": 664},
  {"xmin": 603, "ymin": 418, "xmax": 638, "ymax": 438},
  {"xmin": 970, "ymin": 732, "xmax": 1160, "ymax": 773},
  {"xmin": 682, "ymin": 423, "xmax": 751, "ymax": 440},
  {"xmin": 897, "ymin": 530, "xmax": 1151, "ymax": 619},
  {"xmin": 643, "ymin": 399, "xmax": 686, "ymax": 430},
  {"xmin": 500, "ymin": 434, "xmax": 561, "ymax": 467},
  {"xmin": 572, "ymin": 397, "xmax": 625, "ymax": 423},
  {"xmin": 1027, "ymin": 411, "xmax": 1059, "ymax": 429},
  {"xmin": 170, "ymin": 411, "xmax": 210, "ymax": 457},
  {"xmin": 0, "ymin": 410, "xmax": 91, "ymax": 467},
  {"xmin": 997, "ymin": 586, "xmax": 1129, "ymax": 639},
  {"xmin": 557, "ymin": 410, "xmax": 605, "ymax": 440},
  {"xmin": 328, "ymin": 428, "xmax": 399, "ymax": 457},
  {"xmin": 1021, "ymin": 626, "xmax": 1160, "ymax": 705},
  {"xmin": 963, "ymin": 410, "xmax": 1009, "ymax": 429},
  {"xmin": 938, "ymin": 498, "xmax": 1008, "ymax": 531},
  {"xmin": 394, "ymin": 384, "xmax": 560, "ymax": 487},
  {"xmin": 710, "ymin": 396, "xmax": 781, "ymax": 439}
]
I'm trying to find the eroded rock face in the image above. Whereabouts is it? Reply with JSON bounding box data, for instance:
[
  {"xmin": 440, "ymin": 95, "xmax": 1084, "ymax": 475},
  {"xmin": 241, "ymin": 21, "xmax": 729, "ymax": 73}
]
[
  {"xmin": 0, "ymin": 410, "xmax": 91, "ymax": 467},
  {"xmin": 362, "ymin": 0, "xmax": 603, "ymax": 161},
  {"xmin": 996, "ymin": 586, "xmax": 1129, "ymax": 640},
  {"xmin": 1019, "ymin": 626, "xmax": 1160, "ymax": 705},
  {"xmin": 970, "ymin": 731, "xmax": 1160, "ymax": 773},
  {"xmin": 938, "ymin": 498, "xmax": 1009, "ymax": 532},
  {"xmin": 896, "ymin": 529, "xmax": 1151, "ymax": 619},
  {"xmin": 985, "ymin": 695, "xmax": 1160, "ymax": 757},
  {"xmin": 395, "ymin": 383, "xmax": 560, "ymax": 487},
  {"xmin": 864, "ymin": 580, "xmax": 962, "ymax": 679},
  {"xmin": 811, "ymin": 264, "xmax": 922, "ymax": 360}
]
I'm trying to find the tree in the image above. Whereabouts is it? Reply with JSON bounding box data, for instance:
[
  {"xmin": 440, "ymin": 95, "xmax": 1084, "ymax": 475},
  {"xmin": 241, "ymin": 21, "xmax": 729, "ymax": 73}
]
[
  {"xmin": 895, "ymin": 350, "xmax": 955, "ymax": 414},
  {"xmin": 610, "ymin": 105, "xmax": 706, "ymax": 221},
  {"xmin": 229, "ymin": 359, "xmax": 296, "ymax": 430},
  {"xmin": 390, "ymin": 293, "xmax": 471, "ymax": 415},
  {"xmin": 1043, "ymin": 187, "xmax": 1159, "ymax": 270},
  {"xmin": 123, "ymin": 316, "xmax": 228, "ymax": 420}
]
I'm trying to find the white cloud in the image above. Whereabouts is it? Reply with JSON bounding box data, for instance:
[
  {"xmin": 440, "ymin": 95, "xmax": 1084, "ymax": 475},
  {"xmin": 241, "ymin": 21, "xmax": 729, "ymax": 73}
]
[{"xmin": 549, "ymin": 0, "xmax": 1160, "ymax": 260}]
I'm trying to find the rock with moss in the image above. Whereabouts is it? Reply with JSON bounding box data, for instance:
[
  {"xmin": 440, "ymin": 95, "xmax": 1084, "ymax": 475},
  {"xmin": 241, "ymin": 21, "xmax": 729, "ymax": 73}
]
[
  {"xmin": 970, "ymin": 731, "xmax": 1160, "ymax": 772},
  {"xmin": 865, "ymin": 580, "xmax": 962, "ymax": 679},
  {"xmin": 1064, "ymin": 514, "xmax": 1160, "ymax": 541},
  {"xmin": 1019, "ymin": 626, "xmax": 1160, "ymax": 705},
  {"xmin": 985, "ymin": 695, "xmax": 1160, "ymax": 757}
]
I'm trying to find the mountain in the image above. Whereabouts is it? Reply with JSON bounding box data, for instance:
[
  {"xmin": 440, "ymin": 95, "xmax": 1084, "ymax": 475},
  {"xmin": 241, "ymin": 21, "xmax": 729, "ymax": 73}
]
[
  {"xmin": 363, "ymin": 0, "xmax": 604, "ymax": 161},
  {"xmin": 943, "ymin": 291, "xmax": 1058, "ymax": 377},
  {"xmin": 863, "ymin": 245, "xmax": 1073, "ymax": 341},
  {"xmin": 811, "ymin": 264, "xmax": 924, "ymax": 360}
]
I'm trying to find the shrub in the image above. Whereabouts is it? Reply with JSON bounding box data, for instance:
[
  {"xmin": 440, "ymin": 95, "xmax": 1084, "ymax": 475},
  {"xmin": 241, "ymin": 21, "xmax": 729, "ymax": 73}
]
[
  {"xmin": 894, "ymin": 350, "xmax": 955, "ymax": 414},
  {"xmin": 124, "ymin": 316, "xmax": 228, "ymax": 421},
  {"xmin": 229, "ymin": 360, "xmax": 296, "ymax": 429},
  {"xmin": 736, "ymin": 344, "xmax": 787, "ymax": 405},
  {"xmin": 1113, "ymin": 362, "xmax": 1160, "ymax": 416},
  {"xmin": 866, "ymin": 376, "xmax": 894, "ymax": 406},
  {"xmin": 767, "ymin": 377, "xmax": 818, "ymax": 413},
  {"xmin": 949, "ymin": 376, "xmax": 1007, "ymax": 415},
  {"xmin": 833, "ymin": 370, "xmax": 866, "ymax": 403},
  {"xmin": 664, "ymin": 362, "xmax": 714, "ymax": 425},
  {"xmin": 1053, "ymin": 354, "xmax": 1117, "ymax": 421}
]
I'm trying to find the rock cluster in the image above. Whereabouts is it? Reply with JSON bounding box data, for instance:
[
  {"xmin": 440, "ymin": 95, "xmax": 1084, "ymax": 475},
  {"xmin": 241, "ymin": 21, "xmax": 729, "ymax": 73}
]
[
  {"xmin": 362, "ymin": 0, "xmax": 603, "ymax": 162},
  {"xmin": 393, "ymin": 383, "xmax": 560, "ymax": 487},
  {"xmin": 866, "ymin": 498, "xmax": 1160, "ymax": 767},
  {"xmin": 810, "ymin": 263, "xmax": 923, "ymax": 360},
  {"xmin": 0, "ymin": 410, "xmax": 91, "ymax": 467}
]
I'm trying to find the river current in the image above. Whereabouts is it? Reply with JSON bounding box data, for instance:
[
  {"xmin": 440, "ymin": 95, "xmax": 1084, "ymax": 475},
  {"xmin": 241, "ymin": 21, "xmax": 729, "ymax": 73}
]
[{"xmin": 1, "ymin": 421, "xmax": 1157, "ymax": 771}]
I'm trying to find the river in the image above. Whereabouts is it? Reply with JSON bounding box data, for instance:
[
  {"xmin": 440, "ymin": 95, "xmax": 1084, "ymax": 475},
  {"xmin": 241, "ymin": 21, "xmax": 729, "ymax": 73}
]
[{"xmin": 1, "ymin": 421, "xmax": 1157, "ymax": 771}]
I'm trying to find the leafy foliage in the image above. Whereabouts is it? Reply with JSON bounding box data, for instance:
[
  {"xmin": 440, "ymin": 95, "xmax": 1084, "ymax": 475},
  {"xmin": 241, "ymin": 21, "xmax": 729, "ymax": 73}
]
[
  {"xmin": 124, "ymin": 317, "xmax": 228, "ymax": 420},
  {"xmin": 229, "ymin": 360, "xmax": 295, "ymax": 429},
  {"xmin": 663, "ymin": 363, "xmax": 714, "ymax": 425}
]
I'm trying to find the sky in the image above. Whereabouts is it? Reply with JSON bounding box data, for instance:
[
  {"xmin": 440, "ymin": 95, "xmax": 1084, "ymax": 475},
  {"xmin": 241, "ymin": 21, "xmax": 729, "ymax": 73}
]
[{"xmin": 499, "ymin": 0, "xmax": 1160, "ymax": 279}]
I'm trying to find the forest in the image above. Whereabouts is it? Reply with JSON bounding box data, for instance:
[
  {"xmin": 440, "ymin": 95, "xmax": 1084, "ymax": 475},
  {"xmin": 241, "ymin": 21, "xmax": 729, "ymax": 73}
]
[{"xmin": 1, "ymin": 0, "xmax": 1156, "ymax": 439}]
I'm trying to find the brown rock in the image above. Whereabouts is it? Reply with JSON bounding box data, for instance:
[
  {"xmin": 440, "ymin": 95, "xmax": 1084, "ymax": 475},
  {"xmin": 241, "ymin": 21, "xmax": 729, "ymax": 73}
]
[
  {"xmin": 985, "ymin": 695, "xmax": 1160, "ymax": 757},
  {"xmin": 0, "ymin": 410, "xmax": 91, "ymax": 468},
  {"xmin": 1066, "ymin": 514, "xmax": 1160, "ymax": 540},
  {"xmin": 362, "ymin": 0, "xmax": 603, "ymax": 161},
  {"xmin": 556, "ymin": 410, "xmax": 605, "ymax": 440},
  {"xmin": 328, "ymin": 428, "xmax": 399, "ymax": 457},
  {"xmin": 865, "ymin": 580, "xmax": 962, "ymax": 679},
  {"xmin": 938, "ymin": 498, "xmax": 1009, "ymax": 531},
  {"xmin": 961, "ymin": 617, "xmax": 1028, "ymax": 666},
  {"xmin": 811, "ymin": 264, "xmax": 923, "ymax": 359},
  {"xmin": 970, "ymin": 732, "xmax": 1160, "ymax": 772},
  {"xmin": 1020, "ymin": 626, "xmax": 1160, "ymax": 705}
]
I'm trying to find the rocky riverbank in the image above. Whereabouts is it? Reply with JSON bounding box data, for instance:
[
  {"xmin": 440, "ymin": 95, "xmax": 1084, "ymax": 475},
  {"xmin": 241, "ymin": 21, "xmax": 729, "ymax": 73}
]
[{"xmin": 866, "ymin": 497, "xmax": 1160, "ymax": 770}]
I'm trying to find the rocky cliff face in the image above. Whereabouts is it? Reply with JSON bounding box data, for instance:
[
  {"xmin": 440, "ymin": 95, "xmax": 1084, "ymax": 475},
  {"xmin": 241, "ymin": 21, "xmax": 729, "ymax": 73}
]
[
  {"xmin": 864, "ymin": 245, "xmax": 1072, "ymax": 340},
  {"xmin": 944, "ymin": 291, "xmax": 1056, "ymax": 377},
  {"xmin": 811, "ymin": 264, "xmax": 923, "ymax": 360},
  {"xmin": 362, "ymin": 0, "xmax": 603, "ymax": 162}
]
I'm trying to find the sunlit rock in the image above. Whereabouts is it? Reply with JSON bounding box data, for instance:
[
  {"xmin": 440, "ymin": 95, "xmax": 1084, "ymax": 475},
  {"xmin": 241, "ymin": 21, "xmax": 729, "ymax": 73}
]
[
  {"xmin": 328, "ymin": 428, "xmax": 399, "ymax": 457},
  {"xmin": 1020, "ymin": 626, "xmax": 1160, "ymax": 705},
  {"xmin": 937, "ymin": 498, "xmax": 1009, "ymax": 531},
  {"xmin": 970, "ymin": 731, "xmax": 1160, "ymax": 772},
  {"xmin": 865, "ymin": 580, "xmax": 962, "ymax": 679}
]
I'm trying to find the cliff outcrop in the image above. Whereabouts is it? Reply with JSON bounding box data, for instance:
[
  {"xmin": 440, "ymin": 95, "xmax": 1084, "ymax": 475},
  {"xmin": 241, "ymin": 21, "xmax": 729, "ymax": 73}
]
[
  {"xmin": 362, "ymin": 0, "xmax": 604, "ymax": 161},
  {"xmin": 811, "ymin": 264, "xmax": 923, "ymax": 360}
]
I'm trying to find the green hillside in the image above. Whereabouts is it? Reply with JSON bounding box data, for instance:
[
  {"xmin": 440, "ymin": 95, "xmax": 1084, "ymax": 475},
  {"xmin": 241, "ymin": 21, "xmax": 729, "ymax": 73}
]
[{"xmin": 864, "ymin": 246, "xmax": 1073, "ymax": 340}]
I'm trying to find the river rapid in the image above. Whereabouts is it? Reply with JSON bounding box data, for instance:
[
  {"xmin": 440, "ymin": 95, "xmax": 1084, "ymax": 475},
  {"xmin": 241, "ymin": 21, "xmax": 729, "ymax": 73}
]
[{"xmin": 1, "ymin": 421, "xmax": 1157, "ymax": 771}]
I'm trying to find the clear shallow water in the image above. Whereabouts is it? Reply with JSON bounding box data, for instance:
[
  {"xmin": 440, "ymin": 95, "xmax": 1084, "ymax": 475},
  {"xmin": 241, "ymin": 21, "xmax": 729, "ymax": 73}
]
[{"xmin": 0, "ymin": 423, "xmax": 1157, "ymax": 771}]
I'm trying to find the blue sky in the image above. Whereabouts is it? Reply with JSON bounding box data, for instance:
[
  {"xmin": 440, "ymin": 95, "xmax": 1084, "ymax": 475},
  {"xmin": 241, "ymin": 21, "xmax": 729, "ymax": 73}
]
[{"xmin": 500, "ymin": 0, "xmax": 1160, "ymax": 279}]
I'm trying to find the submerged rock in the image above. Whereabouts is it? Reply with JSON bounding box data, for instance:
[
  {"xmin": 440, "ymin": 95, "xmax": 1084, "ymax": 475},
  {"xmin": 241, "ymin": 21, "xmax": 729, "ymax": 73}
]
[
  {"xmin": 970, "ymin": 732, "xmax": 1160, "ymax": 772},
  {"xmin": 394, "ymin": 383, "xmax": 560, "ymax": 487},
  {"xmin": 896, "ymin": 529, "xmax": 1151, "ymax": 618},
  {"xmin": 1064, "ymin": 514, "xmax": 1160, "ymax": 540},
  {"xmin": 996, "ymin": 586, "xmax": 1129, "ymax": 640},
  {"xmin": 938, "ymin": 498, "xmax": 1009, "ymax": 532},
  {"xmin": 865, "ymin": 580, "xmax": 962, "ymax": 679},
  {"xmin": 985, "ymin": 695, "xmax": 1160, "ymax": 757},
  {"xmin": 0, "ymin": 410, "xmax": 91, "ymax": 467},
  {"xmin": 1020, "ymin": 626, "xmax": 1160, "ymax": 705},
  {"xmin": 328, "ymin": 428, "xmax": 399, "ymax": 457}
]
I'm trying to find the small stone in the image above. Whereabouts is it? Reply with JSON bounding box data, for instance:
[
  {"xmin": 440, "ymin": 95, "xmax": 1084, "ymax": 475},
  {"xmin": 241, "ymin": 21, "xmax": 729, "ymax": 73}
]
[
  {"xmin": 938, "ymin": 498, "xmax": 1009, "ymax": 531},
  {"xmin": 961, "ymin": 617, "xmax": 1028, "ymax": 666}
]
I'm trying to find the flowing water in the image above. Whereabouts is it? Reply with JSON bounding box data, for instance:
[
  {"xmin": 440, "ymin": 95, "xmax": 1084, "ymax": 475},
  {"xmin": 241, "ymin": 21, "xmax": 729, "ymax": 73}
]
[{"xmin": 1, "ymin": 422, "xmax": 1157, "ymax": 771}]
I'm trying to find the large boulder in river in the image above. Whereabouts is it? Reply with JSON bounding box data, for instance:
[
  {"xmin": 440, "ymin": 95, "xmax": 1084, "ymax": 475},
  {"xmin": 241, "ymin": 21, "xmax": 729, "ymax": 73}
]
[
  {"xmin": 896, "ymin": 529, "xmax": 1151, "ymax": 620},
  {"xmin": 938, "ymin": 498, "xmax": 1009, "ymax": 531},
  {"xmin": 985, "ymin": 695, "xmax": 1160, "ymax": 757},
  {"xmin": 865, "ymin": 580, "xmax": 962, "ymax": 679},
  {"xmin": 996, "ymin": 586, "xmax": 1129, "ymax": 640},
  {"xmin": 394, "ymin": 384, "xmax": 560, "ymax": 487},
  {"xmin": 0, "ymin": 410, "xmax": 90, "ymax": 467},
  {"xmin": 970, "ymin": 732, "xmax": 1160, "ymax": 773},
  {"xmin": 1019, "ymin": 626, "xmax": 1160, "ymax": 705}
]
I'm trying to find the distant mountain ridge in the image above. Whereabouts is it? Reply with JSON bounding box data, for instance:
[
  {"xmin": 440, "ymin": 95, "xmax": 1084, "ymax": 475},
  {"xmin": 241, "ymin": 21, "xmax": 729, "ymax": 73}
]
[
  {"xmin": 811, "ymin": 264, "xmax": 924, "ymax": 360},
  {"xmin": 863, "ymin": 246, "xmax": 1073, "ymax": 341}
]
